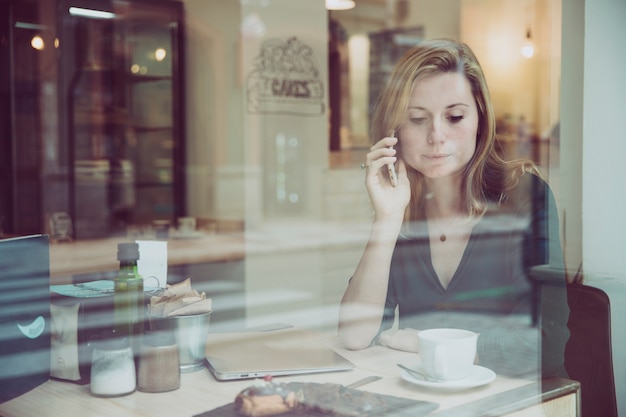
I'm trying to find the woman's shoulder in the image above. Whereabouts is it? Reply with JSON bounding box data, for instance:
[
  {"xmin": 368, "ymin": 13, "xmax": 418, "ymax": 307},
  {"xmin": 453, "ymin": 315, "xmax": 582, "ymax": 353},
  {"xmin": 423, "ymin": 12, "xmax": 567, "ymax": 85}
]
[
  {"xmin": 514, "ymin": 170, "xmax": 547, "ymax": 188},
  {"xmin": 519, "ymin": 171, "xmax": 553, "ymax": 195},
  {"xmin": 501, "ymin": 171, "xmax": 554, "ymax": 211}
]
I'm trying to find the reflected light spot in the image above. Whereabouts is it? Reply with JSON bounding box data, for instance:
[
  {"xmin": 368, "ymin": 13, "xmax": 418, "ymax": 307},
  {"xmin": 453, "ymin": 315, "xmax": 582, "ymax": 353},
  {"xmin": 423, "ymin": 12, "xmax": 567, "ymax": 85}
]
[
  {"xmin": 130, "ymin": 64, "xmax": 140, "ymax": 74},
  {"xmin": 31, "ymin": 35, "xmax": 44, "ymax": 50},
  {"xmin": 326, "ymin": 0, "xmax": 355, "ymax": 10},
  {"xmin": 241, "ymin": 13, "xmax": 266, "ymax": 38},
  {"xmin": 521, "ymin": 44, "xmax": 535, "ymax": 59},
  {"xmin": 155, "ymin": 48, "xmax": 167, "ymax": 62}
]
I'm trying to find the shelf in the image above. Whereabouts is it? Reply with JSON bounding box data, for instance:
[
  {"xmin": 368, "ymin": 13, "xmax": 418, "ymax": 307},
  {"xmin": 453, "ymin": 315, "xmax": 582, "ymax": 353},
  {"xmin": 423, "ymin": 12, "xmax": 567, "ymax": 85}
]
[
  {"xmin": 130, "ymin": 79, "xmax": 172, "ymax": 128},
  {"xmin": 62, "ymin": 0, "xmax": 184, "ymax": 234},
  {"xmin": 135, "ymin": 182, "xmax": 174, "ymax": 187},
  {"xmin": 74, "ymin": 108, "xmax": 129, "ymax": 126},
  {"xmin": 128, "ymin": 74, "xmax": 172, "ymax": 83},
  {"xmin": 131, "ymin": 125, "xmax": 173, "ymax": 132}
]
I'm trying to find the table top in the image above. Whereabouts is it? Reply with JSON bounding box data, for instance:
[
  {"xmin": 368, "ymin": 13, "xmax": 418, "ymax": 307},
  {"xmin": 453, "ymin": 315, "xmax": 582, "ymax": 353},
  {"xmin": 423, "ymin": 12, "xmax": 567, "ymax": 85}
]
[
  {"xmin": 49, "ymin": 233, "xmax": 245, "ymax": 283},
  {"xmin": 47, "ymin": 220, "xmax": 374, "ymax": 283},
  {"xmin": 0, "ymin": 329, "xmax": 578, "ymax": 417}
]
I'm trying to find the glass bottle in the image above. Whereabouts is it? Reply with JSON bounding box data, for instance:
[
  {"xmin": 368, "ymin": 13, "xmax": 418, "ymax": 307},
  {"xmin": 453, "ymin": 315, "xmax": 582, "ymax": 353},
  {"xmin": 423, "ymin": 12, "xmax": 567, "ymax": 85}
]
[{"xmin": 114, "ymin": 242, "xmax": 144, "ymax": 343}]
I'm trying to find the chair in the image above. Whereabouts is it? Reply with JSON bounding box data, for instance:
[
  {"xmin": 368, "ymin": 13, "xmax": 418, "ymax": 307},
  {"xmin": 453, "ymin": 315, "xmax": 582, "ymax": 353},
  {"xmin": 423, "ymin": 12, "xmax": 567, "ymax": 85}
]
[{"xmin": 565, "ymin": 283, "xmax": 618, "ymax": 417}]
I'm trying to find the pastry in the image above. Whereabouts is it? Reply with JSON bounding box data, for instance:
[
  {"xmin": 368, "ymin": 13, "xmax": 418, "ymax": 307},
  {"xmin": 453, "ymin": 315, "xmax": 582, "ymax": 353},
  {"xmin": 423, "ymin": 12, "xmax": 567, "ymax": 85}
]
[
  {"xmin": 234, "ymin": 377, "xmax": 297, "ymax": 417},
  {"xmin": 234, "ymin": 376, "xmax": 389, "ymax": 417}
]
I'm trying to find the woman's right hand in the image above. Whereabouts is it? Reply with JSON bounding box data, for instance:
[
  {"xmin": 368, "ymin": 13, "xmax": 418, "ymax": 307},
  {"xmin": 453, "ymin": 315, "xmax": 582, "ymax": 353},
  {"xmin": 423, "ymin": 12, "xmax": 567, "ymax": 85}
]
[
  {"xmin": 340, "ymin": 135, "xmax": 411, "ymax": 350},
  {"xmin": 364, "ymin": 135, "xmax": 411, "ymax": 220},
  {"xmin": 378, "ymin": 328, "xmax": 420, "ymax": 352}
]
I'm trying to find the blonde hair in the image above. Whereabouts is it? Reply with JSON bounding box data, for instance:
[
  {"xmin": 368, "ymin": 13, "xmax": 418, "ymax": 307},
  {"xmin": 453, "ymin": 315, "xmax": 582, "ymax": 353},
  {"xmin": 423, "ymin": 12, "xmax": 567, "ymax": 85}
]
[{"xmin": 370, "ymin": 39, "xmax": 539, "ymax": 221}]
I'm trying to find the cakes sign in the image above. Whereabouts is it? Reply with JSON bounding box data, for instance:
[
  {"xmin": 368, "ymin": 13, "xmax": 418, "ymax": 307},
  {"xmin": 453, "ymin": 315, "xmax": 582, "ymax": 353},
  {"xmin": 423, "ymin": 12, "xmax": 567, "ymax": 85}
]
[{"xmin": 246, "ymin": 37, "xmax": 325, "ymax": 116}]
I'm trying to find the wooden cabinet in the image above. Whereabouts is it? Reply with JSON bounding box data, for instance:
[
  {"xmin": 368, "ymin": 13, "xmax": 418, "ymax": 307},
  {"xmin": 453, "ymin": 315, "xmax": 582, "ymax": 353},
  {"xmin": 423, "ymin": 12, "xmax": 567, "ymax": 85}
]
[
  {"xmin": 1, "ymin": 0, "xmax": 185, "ymax": 239},
  {"xmin": 62, "ymin": 0, "xmax": 186, "ymax": 239},
  {"xmin": 122, "ymin": 2, "xmax": 185, "ymax": 228}
]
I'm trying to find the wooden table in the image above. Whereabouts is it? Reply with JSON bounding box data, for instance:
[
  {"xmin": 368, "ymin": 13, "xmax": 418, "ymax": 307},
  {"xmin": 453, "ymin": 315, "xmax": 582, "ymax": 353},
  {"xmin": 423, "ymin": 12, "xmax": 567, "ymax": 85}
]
[{"xmin": 0, "ymin": 331, "xmax": 579, "ymax": 417}]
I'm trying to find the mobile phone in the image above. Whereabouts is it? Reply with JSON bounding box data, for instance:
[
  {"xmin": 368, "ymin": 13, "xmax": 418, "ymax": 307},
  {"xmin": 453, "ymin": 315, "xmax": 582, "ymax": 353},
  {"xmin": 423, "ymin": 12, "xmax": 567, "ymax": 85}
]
[{"xmin": 388, "ymin": 130, "xmax": 398, "ymax": 187}]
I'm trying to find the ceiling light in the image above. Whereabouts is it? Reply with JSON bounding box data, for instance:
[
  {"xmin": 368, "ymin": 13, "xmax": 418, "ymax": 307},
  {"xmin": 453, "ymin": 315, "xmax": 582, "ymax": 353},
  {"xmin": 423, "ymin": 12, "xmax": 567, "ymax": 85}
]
[
  {"xmin": 69, "ymin": 7, "xmax": 115, "ymax": 19},
  {"xmin": 521, "ymin": 29, "xmax": 535, "ymax": 58},
  {"xmin": 15, "ymin": 22, "xmax": 48, "ymax": 30},
  {"xmin": 326, "ymin": 0, "xmax": 355, "ymax": 11}
]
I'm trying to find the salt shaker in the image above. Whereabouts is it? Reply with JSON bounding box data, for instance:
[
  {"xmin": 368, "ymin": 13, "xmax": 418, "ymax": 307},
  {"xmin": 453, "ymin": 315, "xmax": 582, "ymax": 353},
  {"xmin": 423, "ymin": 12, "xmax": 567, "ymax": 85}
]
[{"xmin": 90, "ymin": 336, "xmax": 136, "ymax": 397}]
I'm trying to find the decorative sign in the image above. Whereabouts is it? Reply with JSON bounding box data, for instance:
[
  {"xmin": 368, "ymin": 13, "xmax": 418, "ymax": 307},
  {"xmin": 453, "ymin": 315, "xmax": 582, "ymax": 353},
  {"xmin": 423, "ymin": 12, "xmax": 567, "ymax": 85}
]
[{"xmin": 246, "ymin": 37, "xmax": 325, "ymax": 116}]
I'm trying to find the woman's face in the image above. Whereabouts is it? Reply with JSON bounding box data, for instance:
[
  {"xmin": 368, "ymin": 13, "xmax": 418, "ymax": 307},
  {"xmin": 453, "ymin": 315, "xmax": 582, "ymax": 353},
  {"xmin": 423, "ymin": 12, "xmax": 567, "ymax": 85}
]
[{"xmin": 398, "ymin": 72, "xmax": 479, "ymax": 180}]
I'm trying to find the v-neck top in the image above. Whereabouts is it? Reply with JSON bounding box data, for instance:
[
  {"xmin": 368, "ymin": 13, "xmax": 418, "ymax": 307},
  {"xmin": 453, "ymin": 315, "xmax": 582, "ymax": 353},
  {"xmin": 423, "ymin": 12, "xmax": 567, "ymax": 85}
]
[
  {"xmin": 387, "ymin": 213, "xmax": 533, "ymax": 317},
  {"xmin": 381, "ymin": 173, "xmax": 569, "ymax": 378}
]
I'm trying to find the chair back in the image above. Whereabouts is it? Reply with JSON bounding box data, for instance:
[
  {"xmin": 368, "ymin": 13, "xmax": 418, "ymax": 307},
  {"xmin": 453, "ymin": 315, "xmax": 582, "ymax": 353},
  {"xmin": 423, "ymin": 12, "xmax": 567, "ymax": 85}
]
[{"xmin": 565, "ymin": 283, "xmax": 618, "ymax": 417}]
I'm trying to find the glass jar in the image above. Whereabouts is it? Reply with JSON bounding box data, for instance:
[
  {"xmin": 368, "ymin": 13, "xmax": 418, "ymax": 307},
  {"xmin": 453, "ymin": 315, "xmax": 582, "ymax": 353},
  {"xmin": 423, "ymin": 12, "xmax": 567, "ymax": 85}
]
[
  {"xmin": 90, "ymin": 337, "xmax": 136, "ymax": 397},
  {"xmin": 137, "ymin": 331, "xmax": 180, "ymax": 392}
]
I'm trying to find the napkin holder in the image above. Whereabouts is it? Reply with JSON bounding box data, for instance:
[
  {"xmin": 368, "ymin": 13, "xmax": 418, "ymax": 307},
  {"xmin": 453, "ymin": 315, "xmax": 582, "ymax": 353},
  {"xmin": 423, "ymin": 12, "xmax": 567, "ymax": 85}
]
[
  {"xmin": 50, "ymin": 279, "xmax": 155, "ymax": 384},
  {"xmin": 49, "ymin": 291, "xmax": 114, "ymax": 385}
]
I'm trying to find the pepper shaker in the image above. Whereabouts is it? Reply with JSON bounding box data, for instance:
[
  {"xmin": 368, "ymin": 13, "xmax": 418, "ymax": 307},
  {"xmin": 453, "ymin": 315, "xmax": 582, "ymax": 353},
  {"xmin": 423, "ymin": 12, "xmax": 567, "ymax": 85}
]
[{"xmin": 137, "ymin": 330, "xmax": 180, "ymax": 392}]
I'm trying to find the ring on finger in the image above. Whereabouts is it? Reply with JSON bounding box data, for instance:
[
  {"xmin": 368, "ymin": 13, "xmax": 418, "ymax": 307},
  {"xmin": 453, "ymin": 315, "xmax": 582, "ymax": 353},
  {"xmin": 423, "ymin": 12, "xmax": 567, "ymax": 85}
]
[{"xmin": 360, "ymin": 163, "xmax": 371, "ymax": 170}]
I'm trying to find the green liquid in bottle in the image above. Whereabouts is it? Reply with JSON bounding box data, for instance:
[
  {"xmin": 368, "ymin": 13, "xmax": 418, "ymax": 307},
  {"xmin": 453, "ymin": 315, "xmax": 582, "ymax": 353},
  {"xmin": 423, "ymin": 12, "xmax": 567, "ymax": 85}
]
[{"xmin": 114, "ymin": 243, "xmax": 145, "ymax": 343}]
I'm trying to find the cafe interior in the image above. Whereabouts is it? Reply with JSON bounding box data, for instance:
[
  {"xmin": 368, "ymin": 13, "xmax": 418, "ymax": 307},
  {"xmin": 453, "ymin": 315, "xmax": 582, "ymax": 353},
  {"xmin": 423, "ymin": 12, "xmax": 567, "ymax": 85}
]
[{"xmin": 0, "ymin": 0, "xmax": 624, "ymax": 416}]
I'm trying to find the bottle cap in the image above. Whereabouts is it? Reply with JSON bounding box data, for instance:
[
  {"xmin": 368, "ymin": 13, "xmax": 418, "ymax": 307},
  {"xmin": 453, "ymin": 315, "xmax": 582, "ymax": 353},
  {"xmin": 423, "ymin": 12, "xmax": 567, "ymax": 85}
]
[{"xmin": 117, "ymin": 242, "xmax": 140, "ymax": 262}]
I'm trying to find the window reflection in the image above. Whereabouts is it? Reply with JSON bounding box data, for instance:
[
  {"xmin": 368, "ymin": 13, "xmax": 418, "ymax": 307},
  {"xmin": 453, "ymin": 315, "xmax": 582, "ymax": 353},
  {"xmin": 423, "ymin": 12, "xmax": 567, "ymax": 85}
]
[{"xmin": 0, "ymin": 1, "xmax": 574, "ymax": 414}]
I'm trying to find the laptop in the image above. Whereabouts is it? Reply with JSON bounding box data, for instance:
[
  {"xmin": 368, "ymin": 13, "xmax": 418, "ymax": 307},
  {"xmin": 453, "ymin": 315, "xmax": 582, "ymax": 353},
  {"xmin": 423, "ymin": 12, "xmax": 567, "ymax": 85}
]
[{"xmin": 204, "ymin": 328, "xmax": 354, "ymax": 381}]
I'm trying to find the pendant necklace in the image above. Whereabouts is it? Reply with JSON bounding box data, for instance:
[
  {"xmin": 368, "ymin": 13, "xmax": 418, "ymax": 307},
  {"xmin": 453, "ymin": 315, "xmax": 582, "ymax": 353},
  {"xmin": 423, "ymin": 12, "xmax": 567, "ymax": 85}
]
[
  {"xmin": 432, "ymin": 219, "xmax": 451, "ymax": 242},
  {"xmin": 426, "ymin": 193, "xmax": 456, "ymax": 242}
]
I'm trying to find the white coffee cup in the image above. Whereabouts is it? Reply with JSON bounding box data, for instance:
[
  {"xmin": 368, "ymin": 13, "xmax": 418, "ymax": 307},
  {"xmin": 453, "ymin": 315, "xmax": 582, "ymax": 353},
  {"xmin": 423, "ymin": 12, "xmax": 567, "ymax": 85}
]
[
  {"xmin": 177, "ymin": 217, "xmax": 196, "ymax": 235},
  {"xmin": 418, "ymin": 328, "xmax": 477, "ymax": 381}
]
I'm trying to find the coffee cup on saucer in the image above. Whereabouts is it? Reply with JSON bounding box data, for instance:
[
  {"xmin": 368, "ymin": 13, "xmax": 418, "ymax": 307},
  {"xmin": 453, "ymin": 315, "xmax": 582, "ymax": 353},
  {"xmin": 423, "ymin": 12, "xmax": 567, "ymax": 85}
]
[
  {"xmin": 177, "ymin": 217, "xmax": 196, "ymax": 236},
  {"xmin": 417, "ymin": 328, "xmax": 477, "ymax": 381}
]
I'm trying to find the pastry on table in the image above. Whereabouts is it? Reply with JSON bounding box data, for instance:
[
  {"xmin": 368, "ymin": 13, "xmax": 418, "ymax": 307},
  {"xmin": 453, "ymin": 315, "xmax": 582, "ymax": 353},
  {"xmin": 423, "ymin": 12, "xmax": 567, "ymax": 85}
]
[
  {"xmin": 234, "ymin": 376, "xmax": 390, "ymax": 417},
  {"xmin": 234, "ymin": 377, "xmax": 297, "ymax": 417}
]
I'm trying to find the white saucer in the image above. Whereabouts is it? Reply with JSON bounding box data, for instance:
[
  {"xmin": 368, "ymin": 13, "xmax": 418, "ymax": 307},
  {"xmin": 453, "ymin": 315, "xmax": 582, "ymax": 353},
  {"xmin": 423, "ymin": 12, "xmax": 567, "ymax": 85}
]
[{"xmin": 399, "ymin": 363, "xmax": 496, "ymax": 392}]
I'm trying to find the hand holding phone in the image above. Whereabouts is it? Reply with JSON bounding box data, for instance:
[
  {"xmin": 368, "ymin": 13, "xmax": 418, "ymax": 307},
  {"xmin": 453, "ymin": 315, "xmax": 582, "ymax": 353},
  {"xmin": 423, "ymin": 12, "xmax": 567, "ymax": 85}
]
[{"xmin": 388, "ymin": 130, "xmax": 398, "ymax": 187}]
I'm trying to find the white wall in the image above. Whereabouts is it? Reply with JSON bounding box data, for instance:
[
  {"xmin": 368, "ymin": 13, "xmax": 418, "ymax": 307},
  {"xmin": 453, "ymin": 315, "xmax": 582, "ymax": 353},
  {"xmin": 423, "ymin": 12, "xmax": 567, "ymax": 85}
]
[
  {"xmin": 404, "ymin": 0, "xmax": 461, "ymax": 39},
  {"xmin": 580, "ymin": 0, "xmax": 626, "ymax": 279},
  {"xmin": 239, "ymin": 0, "xmax": 329, "ymax": 226},
  {"xmin": 561, "ymin": 0, "xmax": 626, "ymax": 412},
  {"xmin": 183, "ymin": 0, "xmax": 246, "ymax": 222},
  {"xmin": 238, "ymin": 0, "xmax": 333, "ymax": 325},
  {"xmin": 581, "ymin": 0, "xmax": 626, "ymax": 412}
]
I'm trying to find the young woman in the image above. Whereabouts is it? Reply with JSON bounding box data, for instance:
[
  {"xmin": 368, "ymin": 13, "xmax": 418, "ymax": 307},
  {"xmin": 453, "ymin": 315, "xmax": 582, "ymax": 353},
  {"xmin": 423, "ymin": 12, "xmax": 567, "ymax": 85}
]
[{"xmin": 338, "ymin": 39, "xmax": 568, "ymax": 378}]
